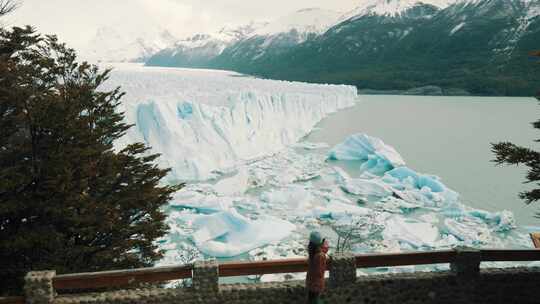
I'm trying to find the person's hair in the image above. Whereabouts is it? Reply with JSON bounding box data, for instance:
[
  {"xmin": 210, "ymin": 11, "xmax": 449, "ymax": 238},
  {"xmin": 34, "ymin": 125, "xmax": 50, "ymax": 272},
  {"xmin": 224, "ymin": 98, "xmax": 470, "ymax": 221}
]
[{"xmin": 308, "ymin": 241, "xmax": 321, "ymax": 260}]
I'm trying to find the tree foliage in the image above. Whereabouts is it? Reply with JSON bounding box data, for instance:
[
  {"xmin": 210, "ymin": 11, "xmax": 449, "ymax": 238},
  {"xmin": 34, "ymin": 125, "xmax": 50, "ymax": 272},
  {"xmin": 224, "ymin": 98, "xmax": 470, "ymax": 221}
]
[
  {"xmin": 0, "ymin": 0, "xmax": 18, "ymax": 16},
  {"xmin": 0, "ymin": 26, "xmax": 181, "ymax": 294},
  {"xmin": 492, "ymin": 51, "xmax": 540, "ymax": 212}
]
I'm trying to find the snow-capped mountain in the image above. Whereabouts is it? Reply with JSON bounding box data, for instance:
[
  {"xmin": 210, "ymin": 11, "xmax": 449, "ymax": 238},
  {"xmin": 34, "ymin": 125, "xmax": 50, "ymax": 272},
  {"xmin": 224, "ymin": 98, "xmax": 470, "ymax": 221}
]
[
  {"xmin": 82, "ymin": 26, "xmax": 177, "ymax": 63},
  {"xmin": 340, "ymin": 0, "xmax": 456, "ymax": 20},
  {"xmin": 146, "ymin": 8, "xmax": 342, "ymax": 68},
  {"xmin": 145, "ymin": 22, "xmax": 267, "ymax": 68},
  {"xmin": 210, "ymin": 8, "xmax": 342, "ymax": 68},
  {"xmin": 253, "ymin": 8, "xmax": 342, "ymax": 37},
  {"xmin": 146, "ymin": 0, "xmax": 539, "ymax": 96}
]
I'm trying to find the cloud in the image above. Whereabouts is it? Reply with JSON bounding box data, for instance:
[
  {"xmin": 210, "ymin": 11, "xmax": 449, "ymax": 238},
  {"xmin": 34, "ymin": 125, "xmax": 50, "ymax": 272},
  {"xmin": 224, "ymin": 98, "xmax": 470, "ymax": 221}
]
[{"xmin": 6, "ymin": 0, "xmax": 360, "ymax": 51}]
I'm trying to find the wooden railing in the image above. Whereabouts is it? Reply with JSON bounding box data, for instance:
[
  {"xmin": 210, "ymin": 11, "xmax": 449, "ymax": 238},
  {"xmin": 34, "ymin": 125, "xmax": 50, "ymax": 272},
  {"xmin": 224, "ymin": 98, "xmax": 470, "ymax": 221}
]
[
  {"xmin": 0, "ymin": 297, "xmax": 24, "ymax": 304},
  {"xmin": 45, "ymin": 248, "xmax": 540, "ymax": 292},
  {"xmin": 53, "ymin": 265, "xmax": 193, "ymax": 290}
]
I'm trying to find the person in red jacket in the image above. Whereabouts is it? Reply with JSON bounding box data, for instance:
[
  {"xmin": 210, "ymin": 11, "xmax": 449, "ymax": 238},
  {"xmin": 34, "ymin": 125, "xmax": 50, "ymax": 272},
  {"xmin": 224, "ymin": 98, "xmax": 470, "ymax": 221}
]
[{"xmin": 306, "ymin": 231, "xmax": 329, "ymax": 304}]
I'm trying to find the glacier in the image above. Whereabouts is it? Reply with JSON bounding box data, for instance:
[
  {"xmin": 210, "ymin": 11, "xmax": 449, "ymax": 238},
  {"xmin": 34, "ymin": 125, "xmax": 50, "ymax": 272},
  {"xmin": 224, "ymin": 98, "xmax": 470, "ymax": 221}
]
[
  {"xmin": 102, "ymin": 65, "xmax": 533, "ymax": 277},
  {"xmin": 104, "ymin": 63, "xmax": 357, "ymax": 181}
]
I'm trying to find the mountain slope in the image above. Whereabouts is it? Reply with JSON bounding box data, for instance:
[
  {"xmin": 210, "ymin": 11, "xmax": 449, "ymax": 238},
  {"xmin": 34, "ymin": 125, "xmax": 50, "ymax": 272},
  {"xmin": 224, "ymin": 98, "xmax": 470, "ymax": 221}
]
[
  {"xmin": 146, "ymin": 8, "xmax": 341, "ymax": 69},
  {"xmin": 219, "ymin": 0, "xmax": 540, "ymax": 96},
  {"xmin": 83, "ymin": 26, "xmax": 177, "ymax": 63},
  {"xmin": 145, "ymin": 22, "xmax": 266, "ymax": 68},
  {"xmin": 146, "ymin": 0, "xmax": 540, "ymax": 96}
]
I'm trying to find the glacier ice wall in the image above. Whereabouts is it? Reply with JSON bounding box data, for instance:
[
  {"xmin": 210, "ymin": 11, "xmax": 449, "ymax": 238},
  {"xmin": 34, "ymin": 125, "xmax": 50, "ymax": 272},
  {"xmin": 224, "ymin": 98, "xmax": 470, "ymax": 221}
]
[{"xmin": 102, "ymin": 63, "xmax": 358, "ymax": 181}]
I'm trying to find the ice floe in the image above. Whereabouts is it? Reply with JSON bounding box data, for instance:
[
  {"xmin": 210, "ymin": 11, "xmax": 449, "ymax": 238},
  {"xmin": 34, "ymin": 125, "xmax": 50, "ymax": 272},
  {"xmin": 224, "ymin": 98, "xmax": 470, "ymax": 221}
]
[
  {"xmin": 192, "ymin": 209, "xmax": 296, "ymax": 257},
  {"xmin": 159, "ymin": 133, "xmax": 527, "ymax": 268},
  {"xmin": 328, "ymin": 133, "xmax": 405, "ymax": 175},
  {"xmin": 383, "ymin": 215, "xmax": 439, "ymax": 249}
]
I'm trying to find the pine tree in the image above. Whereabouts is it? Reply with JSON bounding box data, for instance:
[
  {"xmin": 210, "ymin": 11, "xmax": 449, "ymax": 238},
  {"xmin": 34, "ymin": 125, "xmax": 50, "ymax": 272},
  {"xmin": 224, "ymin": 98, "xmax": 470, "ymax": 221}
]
[
  {"xmin": 0, "ymin": 27, "xmax": 182, "ymax": 294},
  {"xmin": 492, "ymin": 51, "xmax": 540, "ymax": 212}
]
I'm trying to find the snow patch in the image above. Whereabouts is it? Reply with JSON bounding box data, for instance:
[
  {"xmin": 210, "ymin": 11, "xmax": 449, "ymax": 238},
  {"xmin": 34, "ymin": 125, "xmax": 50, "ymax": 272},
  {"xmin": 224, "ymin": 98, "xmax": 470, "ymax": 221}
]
[
  {"xmin": 254, "ymin": 8, "xmax": 342, "ymax": 37},
  {"xmin": 450, "ymin": 22, "xmax": 466, "ymax": 35}
]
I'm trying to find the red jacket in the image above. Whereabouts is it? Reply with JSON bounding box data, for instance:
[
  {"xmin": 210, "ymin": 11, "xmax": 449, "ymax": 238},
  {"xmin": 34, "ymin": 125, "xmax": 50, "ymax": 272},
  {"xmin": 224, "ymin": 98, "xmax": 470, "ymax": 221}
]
[{"xmin": 306, "ymin": 250, "xmax": 327, "ymax": 292}]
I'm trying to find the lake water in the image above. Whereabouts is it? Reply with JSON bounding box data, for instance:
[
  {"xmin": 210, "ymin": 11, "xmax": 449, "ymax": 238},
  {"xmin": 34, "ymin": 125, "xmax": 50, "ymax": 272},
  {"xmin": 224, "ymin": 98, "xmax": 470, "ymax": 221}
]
[{"xmin": 305, "ymin": 95, "xmax": 540, "ymax": 226}]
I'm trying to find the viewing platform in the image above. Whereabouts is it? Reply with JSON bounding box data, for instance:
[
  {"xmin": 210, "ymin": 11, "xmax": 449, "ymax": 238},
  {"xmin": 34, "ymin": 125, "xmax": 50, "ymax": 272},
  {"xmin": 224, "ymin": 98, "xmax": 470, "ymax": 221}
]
[{"xmin": 3, "ymin": 247, "xmax": 540, "ymax": 304}]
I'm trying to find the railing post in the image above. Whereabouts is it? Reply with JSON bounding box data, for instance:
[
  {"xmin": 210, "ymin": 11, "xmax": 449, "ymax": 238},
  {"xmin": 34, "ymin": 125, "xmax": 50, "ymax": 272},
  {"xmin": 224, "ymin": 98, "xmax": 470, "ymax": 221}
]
[
  {"xmin": 450, "ymin": 247, "xmax": 481, "ymax": 278},
  {"xmin": 24, "ymin": 271, "xmax": 56, "ymax": 304},
  {"xmin": 192, "ymin": 259, "xmax": 219, "ymax": 293},
  {"xmin": 329, "ymin": 253, "xmax": 356, "ymax": 288}
]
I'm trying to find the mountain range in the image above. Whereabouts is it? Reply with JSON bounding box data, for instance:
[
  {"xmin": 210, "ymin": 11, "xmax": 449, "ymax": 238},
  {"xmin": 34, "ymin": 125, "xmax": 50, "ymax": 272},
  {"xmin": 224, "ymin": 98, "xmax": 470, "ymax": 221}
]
[
  {"xmin": 142, "ymin": 0, "xmax": 540, "ymax": 96},
  {"xmin": 81, "ymin": 25, "xmax": 178, "ymax": 63}
]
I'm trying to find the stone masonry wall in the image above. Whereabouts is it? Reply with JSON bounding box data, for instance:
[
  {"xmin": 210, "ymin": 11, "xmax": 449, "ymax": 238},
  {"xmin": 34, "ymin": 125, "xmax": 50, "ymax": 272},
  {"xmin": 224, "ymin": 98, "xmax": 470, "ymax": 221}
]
[{"xmin": 24, "ymin": 254, "xmax": 540, "ymax": 304}]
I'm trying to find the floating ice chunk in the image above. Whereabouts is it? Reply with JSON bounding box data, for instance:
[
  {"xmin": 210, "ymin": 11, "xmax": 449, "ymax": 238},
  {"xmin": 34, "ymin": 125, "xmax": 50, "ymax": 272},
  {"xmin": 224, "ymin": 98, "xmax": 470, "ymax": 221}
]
[
  {"xmin": 441, "ymin": 202, "xmax": 466, "ymax": 218},
  {"xmin": 468, "ymin": 209, "xmax": 516, "ymax": 232},
  {"xmin": 192, "ymin": 210, "xmax": 245, "ymax": 244},
  {"xmin": 213, "ymin": 168, "xmax": 250, "ymax": 196},
  {"xmin": 340, "ymin": 178, "xmax": 393, "ymax": 198},
  {"xmin": 383, "ymin": 167, "xmax": 459, "ymax": 207},
  {"xmin": 385, "ymin": 167, "xmax": 445, "ymax": 193},
  {"xmin": 170, "ymin": 191, "xmax": 233, "ymax": 213},
  {"xmin": 418, "ymin": 213, "xmax": 440, "ymax": 224},
  {"xmin": 331, "ymin": 165, "xmax": 392, "ymax": 199},
  {"xmin": 435, "ymin": 234, "xmax": 460, "ymax": 248},
  {"xmin": 382, "ymin": 216, "xmax": 439, "ymax": 248},
  {"xmin": 328, "ymin": 134, "xmax": 405, "ymax": 175},
  {"xmin": 442, "ymin": 218, "xmax": 494, "ymax": 245},
  {"xmin": 314, "ymin": 200, "xmax": 371, "ymax": 220},
  {"xmin": 294, "ymin": 142, "xmax": 330, "ymax": 150},
  {"xmin": 261, "ymin": 186, "xmax": 314, "ymax": 210},
  {"xmin": 192, "ymin": 209, "xmax": 296, "ymax": 257},
  {"xmin": 312, "ymin": 186, "xmax": 354, "ymax": 205},
  {"xmin": 376, "ymin": 197, "xmax": 422, "ymax": 214}
]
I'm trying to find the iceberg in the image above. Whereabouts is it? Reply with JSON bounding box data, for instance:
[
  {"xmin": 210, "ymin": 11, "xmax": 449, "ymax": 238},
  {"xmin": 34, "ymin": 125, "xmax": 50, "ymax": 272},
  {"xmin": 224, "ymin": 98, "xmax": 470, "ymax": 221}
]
[
  {"xmin": 213, "ymin": 168, "xmax": 250, "ymax": 196},
  {"xmin": 192, "ymin": 209, "xmax": 296, "ymax": 257},
  {"xmin": 383, "ymin": 167, "xmax": 459, "ymax": 207},
  {"xmin": 293, "ymin": 142, "xmax": 330, "ymax": 150},
  {"xmin": 442, "ymin": 218, "xmax": 495, "ymax": 245},
  {"xmin": 340, "ymin": 177, "xmax": 393, "ymax": 198},
  {"xmin": 328, "ymin": 133, "xmax": 405, "ymax": 175},
  {"xmin": 170, "ymin": 190, "xmax": 234, "ymax": 213},
  {"xmin": 104, "ymin": 64, "xmax": 357, "ymax": 181},
  {"xmin": 313, "ymin": 200, "xmax": 371, "ymax": 220},
  {"xmin": 467, "ymin": 209, "xmax": 516, "ymax": 232},
  {"xmin": 383, "ymin": 216, "xmax": 439, "ymax": 249},
  {"xmin": 385, "ymin": 167, "xmax": 445, "ymax": 193},
  {"xmin": 376, "ymin": 197, "xmax": 422, "ymax": 214},
  {"xmin": 260, "ymin": 186, "xmax": 314, "ymax": 210}
]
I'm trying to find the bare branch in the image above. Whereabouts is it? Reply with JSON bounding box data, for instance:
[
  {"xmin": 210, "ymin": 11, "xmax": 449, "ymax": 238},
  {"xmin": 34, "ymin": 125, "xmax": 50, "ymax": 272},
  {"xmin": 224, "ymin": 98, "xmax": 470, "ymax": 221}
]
[{"xmin": 0, "ymin": 0, "xmax": 19, "ymax": 16}]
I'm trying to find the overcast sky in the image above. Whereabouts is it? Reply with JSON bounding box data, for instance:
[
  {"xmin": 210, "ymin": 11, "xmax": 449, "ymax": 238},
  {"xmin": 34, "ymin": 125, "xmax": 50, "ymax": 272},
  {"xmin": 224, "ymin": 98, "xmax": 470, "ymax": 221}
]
[{"xmin": 6, "ymin": 0, "xmax": 360, "ymax": 50}]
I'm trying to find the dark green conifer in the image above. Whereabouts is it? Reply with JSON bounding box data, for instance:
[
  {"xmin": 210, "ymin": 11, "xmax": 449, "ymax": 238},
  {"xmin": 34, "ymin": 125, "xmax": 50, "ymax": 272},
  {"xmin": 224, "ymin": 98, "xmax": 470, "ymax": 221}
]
[
  {"xmin": 0, "ymin": 27, "xmax": 181, "ymax": 294},
  {"xmin": 492, "ymin": 51, "xmax": 540, "ymax": 210}
]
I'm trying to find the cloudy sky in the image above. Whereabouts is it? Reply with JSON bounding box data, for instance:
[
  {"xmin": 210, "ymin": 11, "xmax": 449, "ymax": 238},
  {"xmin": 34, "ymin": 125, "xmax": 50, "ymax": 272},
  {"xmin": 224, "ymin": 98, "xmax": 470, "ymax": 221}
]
[{"xmin": 6, "ymin": 0, "xmax": 360, "ymax": 50}]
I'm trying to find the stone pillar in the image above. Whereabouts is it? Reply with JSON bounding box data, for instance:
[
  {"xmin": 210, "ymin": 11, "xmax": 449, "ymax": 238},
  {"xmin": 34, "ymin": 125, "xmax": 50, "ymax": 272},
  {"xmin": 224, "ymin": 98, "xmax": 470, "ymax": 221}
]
[
  {"xmin": 450, "ymin": 247, "xmax": 481, "ymax": 278},
  {"xmin": 24, "ymin": 271, "xmax": 56, "ymax": 304},
  {"xmin": 192, "ymin": 259, "xmax": 219, "ymax": 293},
  {"xmin": 329, "ymin": 253, "xmax": 356, "ymax": 288}
]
